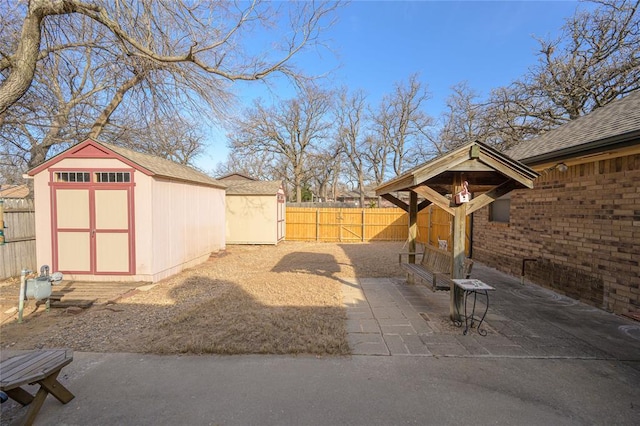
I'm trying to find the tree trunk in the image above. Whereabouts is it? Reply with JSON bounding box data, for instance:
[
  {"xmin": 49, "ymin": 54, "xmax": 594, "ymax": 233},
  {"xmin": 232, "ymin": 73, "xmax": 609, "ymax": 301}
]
[
  {"xmin": 0, "ymin": 7, "xmax": 43, "ymax": 114},
  {"xmin": 28, "ymin": 143, "xmax": 50, "ymax": 169},
  {"xmin": 87, "ymin": 73, "xmax": 145, "ymax": 139},
  {"xmin": 357, "ymin": 170, "xmax": 365, "ymax": 207}
]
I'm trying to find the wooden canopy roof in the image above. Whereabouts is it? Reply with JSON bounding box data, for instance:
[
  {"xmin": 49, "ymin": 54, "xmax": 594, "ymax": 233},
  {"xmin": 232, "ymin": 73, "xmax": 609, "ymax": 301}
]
[{"xmin": 375, "ymin": 141, "xmax": 538, "ymax": 216}]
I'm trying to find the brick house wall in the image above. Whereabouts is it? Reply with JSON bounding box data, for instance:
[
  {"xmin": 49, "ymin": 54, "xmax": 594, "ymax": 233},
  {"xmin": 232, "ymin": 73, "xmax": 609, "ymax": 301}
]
[{"xmin": 472, "ymin": 152, "xmax": 640, "ymax": 315}]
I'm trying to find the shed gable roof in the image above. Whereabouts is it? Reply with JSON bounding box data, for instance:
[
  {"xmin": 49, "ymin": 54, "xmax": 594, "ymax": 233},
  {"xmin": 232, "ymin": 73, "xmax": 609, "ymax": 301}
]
[
  {"xmin": 225, "ymin": 180, "xmax": 283, "ymax": 195},
  {"xmin": 218, "ymin": 173, "xmax": 257, "ymax": 181},
  {"xmin": 506, "ymin": 90, "xmax": 640, "ymax": 164},
  {"xmin": 28, "ymin": 139, "xmax": 225, "ymax": 189}
]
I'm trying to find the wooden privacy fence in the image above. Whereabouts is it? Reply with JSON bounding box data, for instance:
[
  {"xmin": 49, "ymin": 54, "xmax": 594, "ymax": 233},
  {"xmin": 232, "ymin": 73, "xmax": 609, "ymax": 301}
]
[
  {"xmin": 286, "ymin": 206, "xmax": 470, "ymax": 253},
  {"xmin": 0, "ymin": 198, "xmax": 36, "ymax": 279}
]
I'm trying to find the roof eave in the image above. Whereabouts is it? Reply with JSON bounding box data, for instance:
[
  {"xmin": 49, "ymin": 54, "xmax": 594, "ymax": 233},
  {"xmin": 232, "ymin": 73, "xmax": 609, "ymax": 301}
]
[
  {"xmin": 154, "ymin": 174, "xmax": 226, "ymax": 190},
  {"xmin": 518, "ymin": 129, "xmax": 640, "ymax": 166},
  {"xmin": 27, "ymin": 139, "xmax": 156, "ymax": 177},
  {"xmin": 375, "ymin": 175, "xmax": 416, "ymax": 196}
]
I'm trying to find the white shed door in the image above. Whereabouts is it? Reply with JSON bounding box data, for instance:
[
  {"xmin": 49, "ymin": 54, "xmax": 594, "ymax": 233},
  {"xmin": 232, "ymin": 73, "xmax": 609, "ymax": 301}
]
[{"xmin": 54, "ymin": 187, "xmax": 132, "ymax": 274}]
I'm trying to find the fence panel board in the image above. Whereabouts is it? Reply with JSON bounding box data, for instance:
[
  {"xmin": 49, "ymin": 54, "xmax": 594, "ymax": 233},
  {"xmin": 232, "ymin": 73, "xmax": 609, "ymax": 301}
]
[
  {"xmin": 367, "ymin": 208, "xmax": 407, "ymax": 241},
  {"xmin": 1, "ymin": 199, "xmax": 37, "ymax": 279},
  {"xmin": 286, "ymin": 206, "xmax": 470, "ymax": 255},
  {"xmin": 319, "ymin": 208, "xmax": 341, "ymax": 241},
  {"xmin": 285, "ymin": 207, "xmax": 319, "ymax": 241}
]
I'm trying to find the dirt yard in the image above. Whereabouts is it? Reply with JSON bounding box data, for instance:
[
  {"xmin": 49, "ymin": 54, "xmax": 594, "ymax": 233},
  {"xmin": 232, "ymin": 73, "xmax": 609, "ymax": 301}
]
[{"xmin": 0, "ymin": 242, "xmax": 405, "ymax": 355}]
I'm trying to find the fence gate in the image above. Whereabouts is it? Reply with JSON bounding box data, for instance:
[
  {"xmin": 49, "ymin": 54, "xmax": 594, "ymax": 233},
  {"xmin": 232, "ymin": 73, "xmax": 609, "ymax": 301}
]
[
  {"xmin": 0, "ymin": 198, "xmax": 36, "ymax": 278},
  {"xmin": 286, "ymin": 207, "xmax": 406, "ymax": 243},
  {"xmin": 286, "ymin": 206, "xmax": 470, "ymax": 254}
]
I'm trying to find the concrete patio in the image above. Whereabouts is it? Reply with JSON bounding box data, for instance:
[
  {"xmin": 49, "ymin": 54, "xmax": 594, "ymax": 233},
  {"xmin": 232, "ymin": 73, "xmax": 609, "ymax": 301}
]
[
  {"xmin": 344, "ymin": 263, "xmax": 640, "ymax": 362},
  {"xmin": 2, "ymin": 261, "xmax": 639, "ymax": 425}
]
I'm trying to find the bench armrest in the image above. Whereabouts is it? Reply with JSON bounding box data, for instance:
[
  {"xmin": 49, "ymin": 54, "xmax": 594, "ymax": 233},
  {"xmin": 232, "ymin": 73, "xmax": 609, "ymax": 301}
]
[
  {"xmin": 398, "ymin": 251, "xmax": 424, "ymax": 264},
  {"xmin": 432, "ymin": 272, "xmax": 453, "ymax": 291}
]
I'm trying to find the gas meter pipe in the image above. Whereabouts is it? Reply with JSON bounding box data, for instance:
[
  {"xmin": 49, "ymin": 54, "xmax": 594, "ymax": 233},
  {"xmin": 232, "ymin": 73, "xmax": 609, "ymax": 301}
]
[{"xmin": 18, "ymin": 269, "xmax": 31, "ymax": 323}]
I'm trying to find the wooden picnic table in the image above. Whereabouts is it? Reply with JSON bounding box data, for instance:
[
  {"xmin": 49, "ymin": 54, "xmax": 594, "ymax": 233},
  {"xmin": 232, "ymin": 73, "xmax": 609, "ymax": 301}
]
[{"xmin": 0, "ymin": 349, "xmax": 75, "ymax": 426}]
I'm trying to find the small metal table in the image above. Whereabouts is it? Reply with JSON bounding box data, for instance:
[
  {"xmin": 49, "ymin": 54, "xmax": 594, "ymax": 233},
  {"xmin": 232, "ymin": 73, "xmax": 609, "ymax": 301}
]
[{"xmin": 452, "ymin": 279, "xmax": 495, "ymax": 336}]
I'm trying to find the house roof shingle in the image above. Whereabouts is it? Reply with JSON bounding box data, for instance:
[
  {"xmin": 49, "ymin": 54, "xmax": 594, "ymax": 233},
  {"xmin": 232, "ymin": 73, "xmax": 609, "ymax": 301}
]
[{"xmin": 506, "ymin": 90, "xmax": 640, "ymax": 163}]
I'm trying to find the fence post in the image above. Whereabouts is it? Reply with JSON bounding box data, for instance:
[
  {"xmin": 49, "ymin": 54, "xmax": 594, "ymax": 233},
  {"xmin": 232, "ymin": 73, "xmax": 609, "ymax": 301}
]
[
  {"xmin": 361, "ymin": 209, "xmax": 365, "ymax": 242},
  {"xmin": 0, "ymin": 199, "xmax": 4, "ymax": 245},
  {"xmin": 316, "ymin": 209, "xmax": 320, "ymax": 241}
]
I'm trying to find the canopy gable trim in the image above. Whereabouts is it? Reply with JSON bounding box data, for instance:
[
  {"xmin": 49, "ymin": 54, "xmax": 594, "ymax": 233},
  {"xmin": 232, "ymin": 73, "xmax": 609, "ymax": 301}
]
[{"xmin": 375, "ymin": 141, "xmax": 539, "ymax": 197}]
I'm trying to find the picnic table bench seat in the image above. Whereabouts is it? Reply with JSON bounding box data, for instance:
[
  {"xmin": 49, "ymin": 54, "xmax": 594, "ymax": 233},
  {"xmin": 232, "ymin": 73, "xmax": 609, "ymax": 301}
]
[
  {"xmin": 0, "ymin": 349, "xmax": 75, "ymax": 426},
  {"xmin": 399, "ymin": 244, "xmax": 474, "ymax": 291}
]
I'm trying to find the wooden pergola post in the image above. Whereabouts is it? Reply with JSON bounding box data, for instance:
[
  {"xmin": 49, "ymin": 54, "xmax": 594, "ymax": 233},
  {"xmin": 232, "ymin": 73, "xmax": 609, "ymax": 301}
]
[
  {"xmin": 450, "ymin": 174, "xmax": 467, "ymax": 321},
  {"xmin": 407, "ymin": 191, "xmax": 418, "ymax": 284},
  {"xmin": 409, "ymin": 191, "xmax": 418, "ymax": 261}
]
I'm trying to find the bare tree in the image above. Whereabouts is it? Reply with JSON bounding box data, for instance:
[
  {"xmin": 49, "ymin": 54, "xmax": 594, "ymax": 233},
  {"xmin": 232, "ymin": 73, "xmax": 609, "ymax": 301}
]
[
  {"xmin": 226, "ymin": 85, "xmax": 333, "ymax": 202},
  {"xmin": 362, "ymin": 134, "xmax": 390, "ymax": 187},
  {"xmin": 0, "ymin": 0, "xmax": 340, "ymax": 179},
  {"xmin": 369, "ymin": 74, "xmax": 434, "ymax": 177},
  {"xmin": 0, "ymin": 0, "xmax": 340, "ymax": 114},
  {"xmin": 121, "ymin": 116, "xmax": 205, "ymax": 166},
  {"xmin": 0, "ymin": 38, "xmax": 107, "ymax": 172},
  {"xmin": 1, "ymin": 25, "xmax": 212, "ymax": 170},
  {"xmin": 334, "ymin": 88, "xmax": 370, "ymax": 206},
  {"xmin": 213, "ymin": 149, "xmax": 279, "ymax": 181},
  {"xmin": 481, "ymin": 0, "xmax": 640, "ymax": 150},
  {"xmin": 530, "ymin": 0, "xmax": 639, "ymax": 119},
  {"xmin": 437, "ymin": 82, "xmax": 486, "ymax": 151},
  {"xmin": 307, "ymin": 142, "xmax": 343, "ymax": 201}
]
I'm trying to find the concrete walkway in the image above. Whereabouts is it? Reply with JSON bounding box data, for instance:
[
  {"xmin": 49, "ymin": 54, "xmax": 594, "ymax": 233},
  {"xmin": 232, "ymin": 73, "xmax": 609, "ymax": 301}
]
[
  {"xmin": 2, "ymin": 263, "xmax": 639, "ymax": 425},
  {"xmin": 343, "ymin": 264, "xmax": 640, "ymax": 361}
]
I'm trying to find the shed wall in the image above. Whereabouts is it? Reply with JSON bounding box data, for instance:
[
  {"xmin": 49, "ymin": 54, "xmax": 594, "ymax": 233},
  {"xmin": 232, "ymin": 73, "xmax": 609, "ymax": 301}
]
[
  {"xmin": 34, "ymin": 170, "xmax": 52, "ymax": 272},
  {"xmin": 472, "ymin": 153, "xmax": 640, "ymax": 315},
  {"xmin": 226, "ymin": 195, "xmax": 277, "ymax": 244},
  {"xmin": 150, "ymin": 178, "xmax": 225, "ymax": 281}
]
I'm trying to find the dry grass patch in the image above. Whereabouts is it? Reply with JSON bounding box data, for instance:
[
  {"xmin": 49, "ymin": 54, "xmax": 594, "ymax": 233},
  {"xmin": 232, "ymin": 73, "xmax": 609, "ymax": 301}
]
[{"xmin": 1, "ymin": 242, "xmax": 403, "ymax": 355}]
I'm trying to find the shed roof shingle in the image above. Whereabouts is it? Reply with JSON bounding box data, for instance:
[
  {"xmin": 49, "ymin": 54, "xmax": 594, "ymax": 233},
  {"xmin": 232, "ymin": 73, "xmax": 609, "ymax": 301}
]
[
  {"xmin": 224, "ymin": 180, "xmax": 282, "ymax": 195},
  {"xmin": 28, "ymin": 138, "xmax": 226, "ymax": 189},
  {"xmin": 98, "ymin": 141, "xmax": 225, "ymax": 188},
  {"xmin": 506, "ymin": 90, "xmax": 640, "ymax": 162}
]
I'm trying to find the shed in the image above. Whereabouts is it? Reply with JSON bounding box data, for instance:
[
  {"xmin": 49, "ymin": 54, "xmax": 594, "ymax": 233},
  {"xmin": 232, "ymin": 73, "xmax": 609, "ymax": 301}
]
[
  {"xmin": 220, "ymin": 175, "xmax": 285, "ymax": 245},
  {"xmin": 27, "ymin": 139, "xmax": 226, "ymax": 283}
]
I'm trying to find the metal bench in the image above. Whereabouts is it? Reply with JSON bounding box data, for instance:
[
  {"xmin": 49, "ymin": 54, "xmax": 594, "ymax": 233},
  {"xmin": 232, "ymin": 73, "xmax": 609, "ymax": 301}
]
[
  {"xmin": 0, "ymin": 349, "xmax": 75, "ymax": 426},
  {"xmin": 399, "ymin": 244, "xmax": 474, "ymax": 291}
]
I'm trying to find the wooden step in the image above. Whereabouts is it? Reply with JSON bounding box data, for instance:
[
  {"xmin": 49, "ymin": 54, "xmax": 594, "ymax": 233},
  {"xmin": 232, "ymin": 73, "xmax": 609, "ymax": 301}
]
[{"xmin": 49, "ymin": 281, "xmax": 149, "ymax": 304}]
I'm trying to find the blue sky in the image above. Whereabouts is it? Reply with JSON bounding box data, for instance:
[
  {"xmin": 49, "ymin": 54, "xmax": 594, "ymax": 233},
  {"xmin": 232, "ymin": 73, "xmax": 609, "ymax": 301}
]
[{"xmin": 198, "ymin": 0, "xmax": 586, "ymax": 173}]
